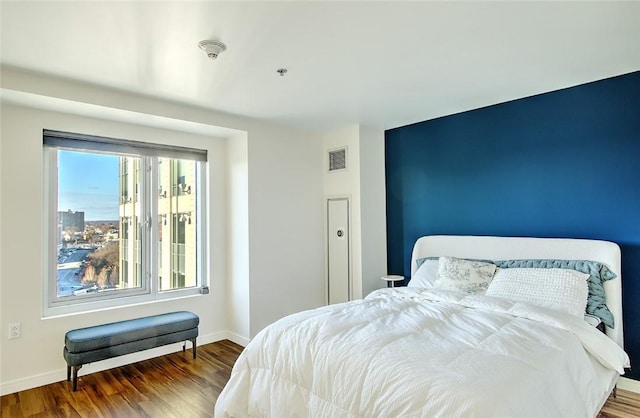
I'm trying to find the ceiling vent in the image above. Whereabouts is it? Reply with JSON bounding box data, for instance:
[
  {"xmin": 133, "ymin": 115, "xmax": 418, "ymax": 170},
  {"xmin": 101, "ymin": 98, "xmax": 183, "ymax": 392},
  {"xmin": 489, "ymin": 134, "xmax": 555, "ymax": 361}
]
[{"xmin": 328, "ymin": 147, "xmax": 347, "ymax": 172}]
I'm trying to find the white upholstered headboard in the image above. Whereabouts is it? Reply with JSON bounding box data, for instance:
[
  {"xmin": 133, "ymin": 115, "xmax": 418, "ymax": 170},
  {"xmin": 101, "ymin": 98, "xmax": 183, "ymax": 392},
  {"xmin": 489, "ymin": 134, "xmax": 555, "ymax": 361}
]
[{"xmin": 410, "ymin": 235, "xmax": 624, "ymax": 349}]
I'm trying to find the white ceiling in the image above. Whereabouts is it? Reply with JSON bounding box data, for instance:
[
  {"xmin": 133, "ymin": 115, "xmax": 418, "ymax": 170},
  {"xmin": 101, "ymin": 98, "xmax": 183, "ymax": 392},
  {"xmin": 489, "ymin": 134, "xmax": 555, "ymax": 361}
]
[{"xmin": 2, "ymin": 1, "xmax": 639, "ymax": 132}]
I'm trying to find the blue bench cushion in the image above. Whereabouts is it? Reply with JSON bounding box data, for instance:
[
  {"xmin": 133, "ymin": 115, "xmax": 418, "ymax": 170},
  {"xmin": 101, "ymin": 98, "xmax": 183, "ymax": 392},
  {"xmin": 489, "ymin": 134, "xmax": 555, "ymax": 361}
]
[
  {"xmin": 64, "ymin": 328, "xmax": 198, "ymax": 366},
  {"xmin": 64, "ymin": 311, "xmax": 199, "ymax": 354}
]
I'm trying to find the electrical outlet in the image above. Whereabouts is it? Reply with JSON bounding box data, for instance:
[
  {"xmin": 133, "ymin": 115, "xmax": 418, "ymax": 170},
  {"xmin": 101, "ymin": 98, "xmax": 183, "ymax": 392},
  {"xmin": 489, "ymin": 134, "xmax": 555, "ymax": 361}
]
[{"xmin": 9, "ymin": 323, "xmax": 21, "ymax": 339}]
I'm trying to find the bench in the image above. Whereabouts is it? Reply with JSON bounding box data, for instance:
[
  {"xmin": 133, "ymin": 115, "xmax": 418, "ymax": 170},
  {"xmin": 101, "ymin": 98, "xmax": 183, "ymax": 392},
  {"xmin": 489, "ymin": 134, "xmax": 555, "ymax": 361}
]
[{"xmin": 63, "ymin": 311, "xmax": 199, "ymax": 391}]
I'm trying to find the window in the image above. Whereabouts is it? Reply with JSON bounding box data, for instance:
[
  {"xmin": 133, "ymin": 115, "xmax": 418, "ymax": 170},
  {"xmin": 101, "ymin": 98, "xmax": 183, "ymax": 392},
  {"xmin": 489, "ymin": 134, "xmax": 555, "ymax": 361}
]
[{"xmin": 43, "ymin": 130, "xmax": 207, "ymax": 314}]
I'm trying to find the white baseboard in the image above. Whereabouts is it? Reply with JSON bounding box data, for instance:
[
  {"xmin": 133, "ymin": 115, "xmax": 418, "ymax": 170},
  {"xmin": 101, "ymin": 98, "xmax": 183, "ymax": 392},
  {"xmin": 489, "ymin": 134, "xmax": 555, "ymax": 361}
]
[
  {"xmin": 618, "ymin": 376, "xmax": 640, "ymax": 393},
  {"xmin": 0, "ymin": 330, "xmax": 236, "ymax": 396},
  {"xmin": 0, "ymin": 369, "xmax": 64, "ymax": 398},
  {"xmin": 225, "ymin": 331, "xmax": 249, "ymax": 347}
]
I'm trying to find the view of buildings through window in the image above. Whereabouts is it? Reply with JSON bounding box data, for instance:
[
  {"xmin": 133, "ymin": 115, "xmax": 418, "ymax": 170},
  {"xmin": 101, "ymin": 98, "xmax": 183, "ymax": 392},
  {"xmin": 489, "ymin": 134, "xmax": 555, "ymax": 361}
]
[{"xmin": 56, "ymin": 149, "xmax": 198, "ymax": 299}]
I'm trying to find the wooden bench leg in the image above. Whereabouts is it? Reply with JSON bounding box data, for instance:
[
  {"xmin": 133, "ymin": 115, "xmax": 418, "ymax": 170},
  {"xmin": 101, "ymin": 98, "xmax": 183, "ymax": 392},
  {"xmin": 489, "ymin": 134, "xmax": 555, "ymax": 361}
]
[
  {"xmin": 71, "ymin": 365, "xmax": 82, "ymax": 392},
  {"xmin": 184, "ymin": 338, "xmax": 197, "ymax": 359}
]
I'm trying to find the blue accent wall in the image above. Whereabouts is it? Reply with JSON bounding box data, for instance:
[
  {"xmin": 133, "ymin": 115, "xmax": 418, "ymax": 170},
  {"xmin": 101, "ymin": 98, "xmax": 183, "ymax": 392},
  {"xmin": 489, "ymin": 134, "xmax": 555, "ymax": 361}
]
[{"xmin": 385, "ymin": 71, "xmax": 640, "ymax": 379}]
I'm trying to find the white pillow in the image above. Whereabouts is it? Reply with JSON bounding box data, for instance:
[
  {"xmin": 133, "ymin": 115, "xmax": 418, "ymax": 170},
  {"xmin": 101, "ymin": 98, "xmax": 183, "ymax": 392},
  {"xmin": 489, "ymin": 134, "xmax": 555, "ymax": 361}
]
[
  {"xmin": 485, "ymin": 267, "xmax": 589, "ymax": 318},
  {"xmin": 433, "ymin": 256, "xmax": 497, "ymax": 295},
  {"xmin": 408, "ymin": 259, "xmax": 439, "ymax": 289}
]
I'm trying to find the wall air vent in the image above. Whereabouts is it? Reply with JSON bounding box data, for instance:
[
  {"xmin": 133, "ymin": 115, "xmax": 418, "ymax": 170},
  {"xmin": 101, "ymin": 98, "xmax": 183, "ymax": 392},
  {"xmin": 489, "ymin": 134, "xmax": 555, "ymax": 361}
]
[{"xmin": 328, "ymin": 147, "xmax": 347, "ymax": 172}]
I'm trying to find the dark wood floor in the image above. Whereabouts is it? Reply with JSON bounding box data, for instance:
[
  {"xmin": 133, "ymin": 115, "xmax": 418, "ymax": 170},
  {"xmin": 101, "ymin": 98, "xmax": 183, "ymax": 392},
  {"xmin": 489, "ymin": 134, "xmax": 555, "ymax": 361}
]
[
  {"xmin": 600, "ymin": 388, "xmax": 640, "ymax": 418},
  {"xmin": 1, "ymin": 339, "xmax": 639, "ymax": 417},
  {"xmin": 1, "ymin": 340, "xmax": 242, "ymax": 417}
]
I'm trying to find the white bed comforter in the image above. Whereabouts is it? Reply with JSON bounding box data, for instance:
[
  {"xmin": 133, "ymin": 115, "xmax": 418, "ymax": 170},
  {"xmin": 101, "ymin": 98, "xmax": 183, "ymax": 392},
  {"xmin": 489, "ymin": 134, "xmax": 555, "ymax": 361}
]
[{"xmin": 215, "ymin": 288, "xmax": 630, "ymax": 418}]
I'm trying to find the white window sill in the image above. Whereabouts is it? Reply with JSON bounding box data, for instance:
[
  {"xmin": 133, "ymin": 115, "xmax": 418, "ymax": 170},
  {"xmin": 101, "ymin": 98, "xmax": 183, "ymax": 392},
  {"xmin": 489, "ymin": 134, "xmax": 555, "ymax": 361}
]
[{"xmin": 42, "ymin": 289, "xmax": 203, "ymax": 319}]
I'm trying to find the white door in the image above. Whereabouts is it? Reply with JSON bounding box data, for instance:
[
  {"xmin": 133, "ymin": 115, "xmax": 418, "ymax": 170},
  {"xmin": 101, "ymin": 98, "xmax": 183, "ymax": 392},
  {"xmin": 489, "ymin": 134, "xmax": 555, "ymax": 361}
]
[{"xmin": 327, "ymin": 198, "xmax": 350, "ymax": 304}]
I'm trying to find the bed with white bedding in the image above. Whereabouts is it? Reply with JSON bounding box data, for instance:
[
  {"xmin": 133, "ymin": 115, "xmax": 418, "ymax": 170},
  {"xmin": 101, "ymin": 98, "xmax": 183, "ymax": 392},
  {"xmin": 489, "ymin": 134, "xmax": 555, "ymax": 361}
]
[{"xmin": 214, "ymin": 235, "xmax": 630, "ymax": 418}]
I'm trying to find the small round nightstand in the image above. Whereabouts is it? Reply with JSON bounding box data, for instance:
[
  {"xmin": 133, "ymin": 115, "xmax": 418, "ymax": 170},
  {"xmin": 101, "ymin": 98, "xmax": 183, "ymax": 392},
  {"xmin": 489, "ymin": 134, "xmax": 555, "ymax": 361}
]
[{"xmin": 381, "ymin": 275, "xmax": 404, "ymax": 288}]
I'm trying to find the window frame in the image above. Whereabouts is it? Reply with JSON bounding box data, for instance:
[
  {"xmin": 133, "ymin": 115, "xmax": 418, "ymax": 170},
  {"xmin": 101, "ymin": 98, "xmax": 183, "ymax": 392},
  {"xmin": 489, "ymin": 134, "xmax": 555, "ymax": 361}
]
[{"xmin": 42, "ymin": 131, "xmax": 208, "ymax": 317}]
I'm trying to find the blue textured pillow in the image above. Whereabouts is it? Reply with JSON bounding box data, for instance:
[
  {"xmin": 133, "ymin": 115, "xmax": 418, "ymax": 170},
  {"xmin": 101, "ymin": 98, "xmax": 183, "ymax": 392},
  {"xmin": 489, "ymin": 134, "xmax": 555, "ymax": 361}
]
[
  {"xmin": 415, "ymin": 256, "xmax": 437, "ymax": 268},
  {"xmin": 494, "ymin": 259, "xmax": 616, "ymax": 329}
]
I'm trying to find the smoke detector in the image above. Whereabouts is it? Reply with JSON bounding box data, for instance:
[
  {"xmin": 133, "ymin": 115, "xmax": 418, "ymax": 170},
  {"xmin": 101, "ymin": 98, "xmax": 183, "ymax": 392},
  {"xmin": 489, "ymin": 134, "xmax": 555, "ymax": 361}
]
[{"xmin": 198, "ymin": 40, "xmax": 227, "ymax": 60}]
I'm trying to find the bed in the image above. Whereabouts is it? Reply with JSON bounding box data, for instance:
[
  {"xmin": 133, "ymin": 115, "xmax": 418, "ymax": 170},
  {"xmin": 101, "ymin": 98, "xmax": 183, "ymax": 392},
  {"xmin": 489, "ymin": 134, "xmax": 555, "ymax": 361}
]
[{"xmin": 214, "ymin": 235, "xmax": 630, "ymax": 417}]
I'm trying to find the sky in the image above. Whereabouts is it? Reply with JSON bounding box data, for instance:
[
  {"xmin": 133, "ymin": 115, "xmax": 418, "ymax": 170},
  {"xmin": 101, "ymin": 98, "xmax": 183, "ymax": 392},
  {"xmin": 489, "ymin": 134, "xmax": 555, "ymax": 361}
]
[{"xmin": 58, "ymin": 150, "xmax": 120, "ymax": 221}]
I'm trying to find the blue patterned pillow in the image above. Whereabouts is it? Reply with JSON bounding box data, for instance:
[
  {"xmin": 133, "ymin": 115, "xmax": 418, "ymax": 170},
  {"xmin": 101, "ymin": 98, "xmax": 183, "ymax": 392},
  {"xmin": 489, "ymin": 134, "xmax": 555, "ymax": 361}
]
[{"xmin": 494, "ymin": 259, "xmax": 616, "ymax": 328}]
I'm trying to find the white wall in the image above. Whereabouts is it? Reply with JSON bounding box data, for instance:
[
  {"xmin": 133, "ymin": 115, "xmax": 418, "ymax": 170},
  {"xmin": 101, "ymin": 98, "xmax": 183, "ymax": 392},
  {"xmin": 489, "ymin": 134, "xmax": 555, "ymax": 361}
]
[
  {"xmin": 0, "ymin": 67, "xmax": 325, "ymax": 394},
  {"xmin": 359, "ymin": 125, "xmax": 388, "ymax": 295},
  {"xmin": 323, "ymin": 125, "xmax": 362, "ymax": 299},
  {"xmin": 322, "ymin": 124, "xmax": 387, "ymax": 300},
  {"xmin": 248, "ymin": 127, "xmax": 325, "ymax": 336},
  {"xmin": 226, "ymin": 134, "xmax": 250, "ymax": 344},
  {"xmin": 0, "ymin": 92, "xmax": 3, "ymax": 386}
]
